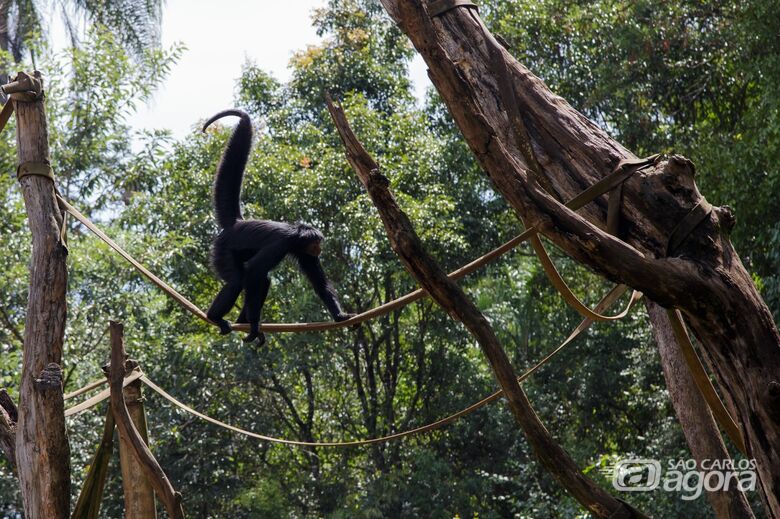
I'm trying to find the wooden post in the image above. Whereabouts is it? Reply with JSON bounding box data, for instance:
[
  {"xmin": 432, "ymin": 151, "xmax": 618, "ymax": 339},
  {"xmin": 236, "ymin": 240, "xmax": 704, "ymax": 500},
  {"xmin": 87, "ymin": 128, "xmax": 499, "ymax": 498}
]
[
  {"xmin": 103, "ymin": 358, "xmax": 157, "ymax": 518},
  {"xmin": 7, "ymin": 70, "xmax": 70, "ymax": 518},
  {"xmin": 109, "ymin": 322, "xmax": 184, "ymax": 519}
]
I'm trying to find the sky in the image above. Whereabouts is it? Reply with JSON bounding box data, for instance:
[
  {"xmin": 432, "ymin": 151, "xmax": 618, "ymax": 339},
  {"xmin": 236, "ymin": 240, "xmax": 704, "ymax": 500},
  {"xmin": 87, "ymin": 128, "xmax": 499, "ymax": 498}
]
[{"xmin": 71, "ymin": 0, "xmax": 430, "ymax": 140}]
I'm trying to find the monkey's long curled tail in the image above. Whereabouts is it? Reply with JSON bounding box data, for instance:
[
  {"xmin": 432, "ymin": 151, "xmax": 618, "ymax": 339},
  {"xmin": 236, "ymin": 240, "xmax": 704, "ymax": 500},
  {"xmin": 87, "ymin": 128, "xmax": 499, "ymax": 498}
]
[{"xmin": 203, "ymin": 109, "xmax": 252, "ymax": 228}]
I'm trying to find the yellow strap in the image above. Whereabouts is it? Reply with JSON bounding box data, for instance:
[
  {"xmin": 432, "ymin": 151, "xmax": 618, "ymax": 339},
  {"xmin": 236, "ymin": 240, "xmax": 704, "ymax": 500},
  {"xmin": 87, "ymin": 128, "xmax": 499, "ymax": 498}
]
[
  {"xmin": 667, "ymin": 309, "xmax": 746, "ymax": 454},
  {"xmin": 524, "ymin": 156, "xmax": 657, "ymax": 321},
  {"xmin": 530, "ymin": 235, "xmax": 643, "ymax": 321}
]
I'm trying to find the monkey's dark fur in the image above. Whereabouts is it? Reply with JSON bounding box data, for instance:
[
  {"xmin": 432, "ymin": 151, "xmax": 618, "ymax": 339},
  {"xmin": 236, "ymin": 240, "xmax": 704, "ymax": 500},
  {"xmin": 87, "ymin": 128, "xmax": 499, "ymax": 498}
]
[{"xmin": 204, "ymin": 109, "xmax": 353, "ymax": 344}]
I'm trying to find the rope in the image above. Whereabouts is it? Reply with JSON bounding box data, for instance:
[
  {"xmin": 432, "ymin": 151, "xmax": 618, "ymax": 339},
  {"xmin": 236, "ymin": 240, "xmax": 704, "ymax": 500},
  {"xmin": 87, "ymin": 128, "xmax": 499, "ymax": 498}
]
[
  {"xmin": 56, "ymin": 195, "xmax": 554, "ymax": 332},
  {"xmin": 65, "ymin": 369, "xmax": 144, "ymax": 418},
  {"xmin": 133, "ymin": 285, "xmax": 628, "ymax": 448},
  {"xmin": 55, "ymin": 155, "xmax": 652, "ymax": 335}
]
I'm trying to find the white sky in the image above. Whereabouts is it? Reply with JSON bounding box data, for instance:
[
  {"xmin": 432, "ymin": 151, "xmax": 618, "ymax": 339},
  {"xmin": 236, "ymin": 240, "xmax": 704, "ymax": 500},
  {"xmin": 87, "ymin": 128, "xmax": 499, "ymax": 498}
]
[{"xmin": 52, "ymin": 0, "xmax": 430, "ymax": 140}]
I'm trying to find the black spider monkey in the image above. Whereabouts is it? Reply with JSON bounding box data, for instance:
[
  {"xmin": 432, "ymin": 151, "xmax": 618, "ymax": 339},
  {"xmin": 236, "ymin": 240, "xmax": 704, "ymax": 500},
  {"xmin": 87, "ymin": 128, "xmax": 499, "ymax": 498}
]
[{"xmin": 203, "ymin": 109, "xmax": 354, "ymax": 344}]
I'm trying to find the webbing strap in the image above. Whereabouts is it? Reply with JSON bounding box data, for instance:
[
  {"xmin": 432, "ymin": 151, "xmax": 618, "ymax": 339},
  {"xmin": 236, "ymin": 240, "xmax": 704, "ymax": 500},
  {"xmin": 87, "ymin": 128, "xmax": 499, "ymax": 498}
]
[
  {"xmin": 666, "ymin": 199, "xmax": 713, "ymax": 255},
  {"xmin": 606, "ymin": 183, "xmax": 623, "ymax": 236},
  {"xmin": 56, "ymin": 154, "xmax": 651, "ymax": 332},
  {"xmin": 531, "ymin": 233, "xmax": 643, "ymax": 321},
  {"xmin": 65, "ymin": 369, "xmax": 143, "ymax": 418},
  {"xmin": 526, "ymin": 156, "xmax": 658, "ymax": 322},
  {"xmin": 57, "ymin": 193, "xmax": 540, "ymax": 332},
  {"xmin": 660, "ymin": 196, "xmax": 744, "ymax": 452},
  {"xmin": 429, "ymin": 0, "xmax": 477, "ymax": 17},
  {"xmin": 56, "ymin": 195, "xmax": 212, "ymax": 324},
  {"xmin": 566, "ymin": 156, "xmax": 659, "ymax": 211},
  {"xmin": 667, "ymin": 309, "xmax": 746, "ymax": 454},
  {"xmin": 17, "ymin": 161, "xmax": 55, "ymax": 181}
]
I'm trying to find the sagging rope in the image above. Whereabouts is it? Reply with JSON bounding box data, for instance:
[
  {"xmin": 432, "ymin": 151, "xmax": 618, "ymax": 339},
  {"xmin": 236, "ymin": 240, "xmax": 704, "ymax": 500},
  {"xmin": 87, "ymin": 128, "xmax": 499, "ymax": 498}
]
[{"xmin": 65, "ymin": 286, "xmax": 625, "ymax": 446}]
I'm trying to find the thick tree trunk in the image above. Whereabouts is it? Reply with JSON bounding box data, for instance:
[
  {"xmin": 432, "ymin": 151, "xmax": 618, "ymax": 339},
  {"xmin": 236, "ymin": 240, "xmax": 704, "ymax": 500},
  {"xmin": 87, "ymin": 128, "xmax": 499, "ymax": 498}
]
[
  {"xmin": 647, "ymin": 300, "xmax": 755, "ymax": 518},
  {"xmin": 12, "ymin": 72, "xmax": 71, "ymax": 517},
  {"xmin": 379, "ymin": 2, "xmax": 780, "ymax": 514}
]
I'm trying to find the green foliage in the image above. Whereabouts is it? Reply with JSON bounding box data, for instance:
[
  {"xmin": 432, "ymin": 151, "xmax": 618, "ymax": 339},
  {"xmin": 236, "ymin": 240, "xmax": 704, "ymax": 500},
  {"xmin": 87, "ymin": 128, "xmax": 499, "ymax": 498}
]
[
  {"xmin": 0, "ymin": 0, "xmax": 164, "ymax": 64},
  {"xmin": 0, "ymin": 0, "xmax": 775, "ymax": 517}
]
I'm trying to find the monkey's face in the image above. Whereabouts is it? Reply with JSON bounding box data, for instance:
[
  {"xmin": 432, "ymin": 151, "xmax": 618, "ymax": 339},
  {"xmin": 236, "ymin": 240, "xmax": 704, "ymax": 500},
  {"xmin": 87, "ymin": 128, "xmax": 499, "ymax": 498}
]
[{"xmin": 304, "ymin": 240, "xmax": 322, "ymax": 257}]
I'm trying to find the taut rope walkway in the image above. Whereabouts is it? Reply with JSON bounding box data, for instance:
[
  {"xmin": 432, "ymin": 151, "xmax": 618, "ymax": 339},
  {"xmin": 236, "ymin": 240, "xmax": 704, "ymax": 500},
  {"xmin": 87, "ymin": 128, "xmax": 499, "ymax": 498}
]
[
  {"xmin": 55, "ymin": 156, "xmax": 651, "ymax": 334},
  {"xmin": 56, "ymin": 196, "xmax": 640, "ymax": 332}
]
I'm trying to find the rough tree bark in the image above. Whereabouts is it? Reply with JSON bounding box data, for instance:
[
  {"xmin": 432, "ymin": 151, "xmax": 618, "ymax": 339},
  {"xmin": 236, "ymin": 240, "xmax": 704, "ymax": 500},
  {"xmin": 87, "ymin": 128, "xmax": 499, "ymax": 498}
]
[
  {"xmin": 10, "ymin": 71, "xmax": 71, "ymax": 518},
  {"xmin": 378, "ymin": 2, "xmax": 780, "ymax": 514},
  {"xmin": 647, "ymin": 300, "xmax": 755, "ymax": 518}
]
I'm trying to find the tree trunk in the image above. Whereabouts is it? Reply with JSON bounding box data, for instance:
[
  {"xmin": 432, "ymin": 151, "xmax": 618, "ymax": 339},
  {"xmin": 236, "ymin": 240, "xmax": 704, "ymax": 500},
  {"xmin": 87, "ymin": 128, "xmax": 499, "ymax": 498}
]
[
  {"xmin": 378, "ymin": 2, "xmax": 780, "ymax": 514},
  {"xmin": 647, "ymin": 300, "xmax": 755, "ymax": 518},
  {"xmin": 13, "ymin": 72, "xmax": 71, "ymax": 518}
]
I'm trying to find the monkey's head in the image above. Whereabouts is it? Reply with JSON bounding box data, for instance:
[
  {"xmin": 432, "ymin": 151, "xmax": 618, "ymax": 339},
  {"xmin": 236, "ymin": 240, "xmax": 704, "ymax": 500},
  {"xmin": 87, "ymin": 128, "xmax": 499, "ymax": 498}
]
[
  {"xmin": 295, "ymin": 223, "xmax": 324, "ymax": 257},
  {"xmin": 304, "ymin": 240, "xmax": 322, "ymax": 257}
]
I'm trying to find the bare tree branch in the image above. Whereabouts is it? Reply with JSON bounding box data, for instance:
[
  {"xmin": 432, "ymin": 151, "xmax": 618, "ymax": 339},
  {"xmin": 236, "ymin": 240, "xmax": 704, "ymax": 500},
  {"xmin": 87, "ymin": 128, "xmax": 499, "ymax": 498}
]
[{"xmin": 326, "ymin": 97, "xmax": 647, "ymax": 518}]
